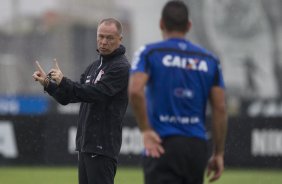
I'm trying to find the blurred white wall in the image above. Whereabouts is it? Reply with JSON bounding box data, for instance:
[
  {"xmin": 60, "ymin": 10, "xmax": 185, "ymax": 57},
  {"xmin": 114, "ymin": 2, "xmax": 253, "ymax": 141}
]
[
  {"xmin": 1, "ymin": 0, "xmax": 281, "ymax": 99},
  {"xmin": 0, "ymin": 0, "xmax": 167, "ymax": 55},
  {"xmin": 0, "ymin": 0, "xmax": 168, "ymax": 94},
  {"xmin": 0, "ymin": 0, "xmax": 12, "ymax": 25},
  {"xmin": 117, "ymin": 0, "xmax": 166, "ymax": 52},
  {"xmin": 0, "ymin": 0, "xmax": 57, "ymax": 22}
]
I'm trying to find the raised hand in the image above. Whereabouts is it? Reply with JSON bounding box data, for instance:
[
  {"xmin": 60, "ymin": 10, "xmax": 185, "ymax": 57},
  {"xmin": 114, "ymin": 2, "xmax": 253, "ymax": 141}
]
[
  {"xmin": 48, "ymin": 59, "xmax": 64, "ymax": 85},
  {"xmin": 32, "ymin": 61, "xmax": 47, "ymax": 86}
]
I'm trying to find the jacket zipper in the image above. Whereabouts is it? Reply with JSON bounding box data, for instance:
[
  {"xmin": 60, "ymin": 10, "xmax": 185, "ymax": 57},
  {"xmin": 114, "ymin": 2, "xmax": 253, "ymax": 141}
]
[{"xmin": 81, "ymin": 56, "xmax": 103, "ymax": 152}]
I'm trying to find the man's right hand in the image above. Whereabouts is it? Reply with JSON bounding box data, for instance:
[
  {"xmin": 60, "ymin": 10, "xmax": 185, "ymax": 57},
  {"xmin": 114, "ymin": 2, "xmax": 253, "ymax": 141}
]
[{"xmin": 142, "ymin": 129, "xmax": 165, "ymax": 158}]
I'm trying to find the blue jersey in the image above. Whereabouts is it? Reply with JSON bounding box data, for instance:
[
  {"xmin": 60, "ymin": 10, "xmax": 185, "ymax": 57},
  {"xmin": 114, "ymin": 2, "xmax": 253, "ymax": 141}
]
[{"xmin": 131, "ymin": 38, "xmax": 225, "ymax": 140}]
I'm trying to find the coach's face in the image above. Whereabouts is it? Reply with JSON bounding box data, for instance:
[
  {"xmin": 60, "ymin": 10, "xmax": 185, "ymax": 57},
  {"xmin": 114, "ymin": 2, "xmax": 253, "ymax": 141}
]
[{"xmin": 97, "ymin": 22, "xmax": 122, "ymax": 55}]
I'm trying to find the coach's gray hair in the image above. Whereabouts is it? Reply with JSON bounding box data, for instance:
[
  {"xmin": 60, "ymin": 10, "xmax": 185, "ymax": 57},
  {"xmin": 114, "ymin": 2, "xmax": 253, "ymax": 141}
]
[{"xmin": 99, "ymin": 18, "xmax": 123, "ymax": 36}]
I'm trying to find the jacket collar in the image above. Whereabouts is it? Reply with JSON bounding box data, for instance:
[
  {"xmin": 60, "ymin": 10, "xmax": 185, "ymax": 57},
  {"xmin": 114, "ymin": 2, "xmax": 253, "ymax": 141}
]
[{"xmin": 97, "ymin": 45, "xmax": 126, "ymax": 59}]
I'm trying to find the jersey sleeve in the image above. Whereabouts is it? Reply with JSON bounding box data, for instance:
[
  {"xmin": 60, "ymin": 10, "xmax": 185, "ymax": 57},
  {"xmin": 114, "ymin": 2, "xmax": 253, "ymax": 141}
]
[{"xmin": 130, "ymin": 45, "xmax": 149, "ymax": 74}]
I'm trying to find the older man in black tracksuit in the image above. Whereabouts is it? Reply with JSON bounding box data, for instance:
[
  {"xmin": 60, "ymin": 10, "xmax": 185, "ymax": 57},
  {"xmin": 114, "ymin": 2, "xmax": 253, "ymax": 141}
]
[{"xmin": 33, "ymin": 18, "xmax": 130, "ymax": 184}]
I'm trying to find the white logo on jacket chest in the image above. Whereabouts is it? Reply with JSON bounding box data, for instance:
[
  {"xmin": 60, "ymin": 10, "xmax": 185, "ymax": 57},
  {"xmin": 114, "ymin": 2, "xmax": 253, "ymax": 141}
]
[
  {"xmin": 93, "ymin": 70, "xmax": 104, "ymax": 84},
  {"xmin": 85, "ymin": 76, "xmax": 91, "ymax": 84}
]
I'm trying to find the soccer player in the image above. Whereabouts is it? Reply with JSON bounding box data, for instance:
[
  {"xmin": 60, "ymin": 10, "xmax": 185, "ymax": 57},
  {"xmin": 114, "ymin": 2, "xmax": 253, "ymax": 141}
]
[
  {"xmin": 33, "ymin": 18, "xmax": 130, "ymax": 184},
  {"xmin": 128, "ymin": 1, "xmax": 228, "ymax": 184}
]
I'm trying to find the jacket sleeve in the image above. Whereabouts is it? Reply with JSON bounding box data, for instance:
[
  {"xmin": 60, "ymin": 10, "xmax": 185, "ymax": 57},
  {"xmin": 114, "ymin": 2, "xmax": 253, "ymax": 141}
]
[
  {"xmin": 44, "ymin": 65, "xmax": 91, "ymax": 105},
  {"xmin": 44, "ymin": 81, "xmax": 69, "ymax": 105},
  {"xmin": 58, "ymin": 63, "xmax": 129, "ymax": 103}
]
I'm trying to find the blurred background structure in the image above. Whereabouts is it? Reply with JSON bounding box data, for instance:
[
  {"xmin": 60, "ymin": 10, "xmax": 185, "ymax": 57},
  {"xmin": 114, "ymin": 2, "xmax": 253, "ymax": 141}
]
[{"xmin": 1, "ymin": 0, "xmax": 282, "ymax": 169}]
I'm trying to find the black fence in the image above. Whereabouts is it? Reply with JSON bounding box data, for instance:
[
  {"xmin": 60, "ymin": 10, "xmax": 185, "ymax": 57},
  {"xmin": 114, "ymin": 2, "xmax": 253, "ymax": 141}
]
[{"xmin": 1, "ymin": 115, "xmax": 282, "ymax": 168}]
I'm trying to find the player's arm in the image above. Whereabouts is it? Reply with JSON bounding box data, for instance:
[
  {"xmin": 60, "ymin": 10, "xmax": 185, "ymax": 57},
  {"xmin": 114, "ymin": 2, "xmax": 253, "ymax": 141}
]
[
  {"xmin": 128, "ymin": 72, "xmax": 164, "ymax": 158},
  {"xmin": 207, "ymin": 86, "xmax": 227, "ymax": 182},
  {"xmin": 128, "ymin": 73, "xmax": 150, "ymax": 131},
  {"xmin": 210, "ymin": 86, "xmax": 227, "ymax": 156}
]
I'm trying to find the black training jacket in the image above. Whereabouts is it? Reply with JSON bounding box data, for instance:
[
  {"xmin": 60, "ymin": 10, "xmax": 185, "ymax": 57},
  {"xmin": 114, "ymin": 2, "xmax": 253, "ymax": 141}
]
[{"xmin": 45, "ymin": 45, "xmax": 130, "ymax": 161}]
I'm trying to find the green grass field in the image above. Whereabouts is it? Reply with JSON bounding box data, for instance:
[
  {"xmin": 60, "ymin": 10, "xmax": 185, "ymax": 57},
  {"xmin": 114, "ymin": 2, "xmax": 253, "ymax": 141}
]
[{"xmin": 0, "ymin": 167, "xmax": 281, "ymax": 184}]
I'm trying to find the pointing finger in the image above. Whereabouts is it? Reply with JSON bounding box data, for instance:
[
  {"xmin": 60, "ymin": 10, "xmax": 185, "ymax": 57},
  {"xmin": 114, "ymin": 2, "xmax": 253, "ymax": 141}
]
[
  {"xmin": 35, "ymin": 61, "xmax": 45, "ymax": 74},
  {"xmin": 53, "ymin": 58, "xmax": 60, "ymax": 70}
]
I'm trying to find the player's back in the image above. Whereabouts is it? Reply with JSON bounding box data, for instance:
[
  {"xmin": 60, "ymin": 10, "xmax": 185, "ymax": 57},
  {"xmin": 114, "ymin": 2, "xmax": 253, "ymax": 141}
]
[{"xmin": 131, "ymin": 38, "xmax": 225, "ymax": 139}]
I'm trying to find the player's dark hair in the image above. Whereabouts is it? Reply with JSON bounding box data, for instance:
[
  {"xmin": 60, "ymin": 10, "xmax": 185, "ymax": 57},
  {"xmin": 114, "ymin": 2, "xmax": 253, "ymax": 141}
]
[{"xmin": 161, "ymin": 0, "xmax": 189, "ymax": 32}]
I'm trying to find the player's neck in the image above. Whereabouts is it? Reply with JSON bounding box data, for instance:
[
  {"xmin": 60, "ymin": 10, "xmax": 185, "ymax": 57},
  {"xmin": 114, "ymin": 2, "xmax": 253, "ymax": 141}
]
[{"xmin": 163, "ymin": 31, "xmax": 186, "ymax": 40}]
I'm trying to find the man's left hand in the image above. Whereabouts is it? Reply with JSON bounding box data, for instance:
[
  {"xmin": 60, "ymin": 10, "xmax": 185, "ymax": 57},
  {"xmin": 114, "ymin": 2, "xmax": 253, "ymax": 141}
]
[
  {"xmin": 207, "ymin": 154, "xmax": 224, "ymax": 182},
  {"xmin": 49, "ymin": 59, "xmax": 64, "ymax": 85}
]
